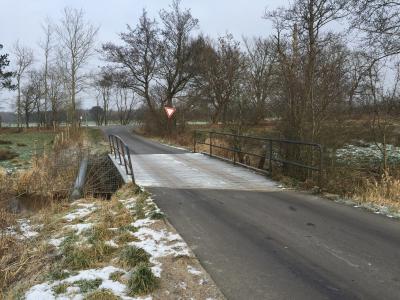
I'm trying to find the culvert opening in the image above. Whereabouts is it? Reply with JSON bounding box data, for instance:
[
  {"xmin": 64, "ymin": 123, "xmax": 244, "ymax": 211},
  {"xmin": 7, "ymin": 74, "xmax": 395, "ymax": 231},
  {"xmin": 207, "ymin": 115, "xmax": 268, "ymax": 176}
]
[{"xmin": 83, "ymin": 154, "xmax": 124, "ymax": 199}]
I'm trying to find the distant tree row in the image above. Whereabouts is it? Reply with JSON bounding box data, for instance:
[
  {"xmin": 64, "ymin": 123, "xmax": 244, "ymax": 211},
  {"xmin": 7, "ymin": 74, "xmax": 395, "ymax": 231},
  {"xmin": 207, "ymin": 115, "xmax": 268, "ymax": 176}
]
[{"xmin": 1, "ymin": 0, "xmax": 400, "ymax": 171}]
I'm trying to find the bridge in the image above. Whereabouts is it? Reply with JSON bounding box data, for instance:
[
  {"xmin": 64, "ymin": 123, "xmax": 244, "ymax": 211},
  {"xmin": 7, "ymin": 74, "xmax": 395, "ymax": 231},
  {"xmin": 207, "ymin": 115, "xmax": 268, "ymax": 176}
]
[{"xmin": 103, "ymin": 126, "xmax": 400, "ymax": 300}]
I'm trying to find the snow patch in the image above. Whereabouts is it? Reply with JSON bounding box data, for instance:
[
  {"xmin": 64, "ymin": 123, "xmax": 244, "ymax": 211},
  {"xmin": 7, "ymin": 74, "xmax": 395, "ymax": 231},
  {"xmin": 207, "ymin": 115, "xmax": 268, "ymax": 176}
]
[
  {"xmin": 64, "ymin": 223, "xmax": 93, "ymax": 234},
  {"xmin": 187, "ymin": 265, "xmax": 202, "ymax": 276}
]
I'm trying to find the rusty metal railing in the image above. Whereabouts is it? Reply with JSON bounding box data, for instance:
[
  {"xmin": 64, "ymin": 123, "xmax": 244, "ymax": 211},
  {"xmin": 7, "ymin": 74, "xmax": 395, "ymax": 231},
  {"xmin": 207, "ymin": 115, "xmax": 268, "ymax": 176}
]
[
  {"xmin": 193, "ymin": 130, "xmax": 323, "ymax": 186},
  {"xmin": 108, "ymin": 135, "xmax": 135, "ymax": 184}
]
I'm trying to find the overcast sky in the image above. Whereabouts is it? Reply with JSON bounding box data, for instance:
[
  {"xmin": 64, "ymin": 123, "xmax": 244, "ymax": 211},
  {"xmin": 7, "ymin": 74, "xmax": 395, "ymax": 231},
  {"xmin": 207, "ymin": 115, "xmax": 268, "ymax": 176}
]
[{"xmin": 0, "ymin": 0, "xmax": 287, "ymax": 110}]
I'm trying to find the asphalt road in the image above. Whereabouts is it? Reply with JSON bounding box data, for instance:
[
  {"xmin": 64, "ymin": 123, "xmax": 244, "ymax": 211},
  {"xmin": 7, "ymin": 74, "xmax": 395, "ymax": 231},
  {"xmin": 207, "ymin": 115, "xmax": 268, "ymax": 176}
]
[{"xmin": 103, "ymin": 126, "xmax": 400, "ymax": 300}]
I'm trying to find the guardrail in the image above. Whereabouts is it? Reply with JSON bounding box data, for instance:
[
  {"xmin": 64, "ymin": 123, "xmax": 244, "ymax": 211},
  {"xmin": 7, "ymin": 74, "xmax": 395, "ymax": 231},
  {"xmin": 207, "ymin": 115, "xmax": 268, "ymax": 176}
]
[
  {"xmin": 193, "ymin": 130, "xmax": 323, "ymax": 186},
  {"xmin": 108, "ymin": 135, "xmax": 135, "ymax": 184}
]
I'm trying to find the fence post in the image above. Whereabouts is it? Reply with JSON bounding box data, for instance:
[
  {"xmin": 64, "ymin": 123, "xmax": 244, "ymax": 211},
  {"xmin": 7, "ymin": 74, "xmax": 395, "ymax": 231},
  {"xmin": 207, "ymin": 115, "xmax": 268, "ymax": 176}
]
[
  {"xmin": 269, "ymin": 140, "xmax": 273, "ymax": 175},
  {"xmin": 318, "ymin": 145, "xmax": 323, "ymax": 188},
  {"xmin": 193, "ymin": 131, "xmax": 196, "ymax": 153},
  {"xmin": 210, "ymin": 131, "xmax": 213, "ymax": 157}
]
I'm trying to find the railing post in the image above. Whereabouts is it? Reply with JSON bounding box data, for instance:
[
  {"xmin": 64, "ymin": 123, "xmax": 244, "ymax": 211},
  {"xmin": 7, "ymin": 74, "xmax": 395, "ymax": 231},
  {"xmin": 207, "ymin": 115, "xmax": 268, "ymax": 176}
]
[
  {"xmin": 193, "ymin": 130, "xmax": 196, "ymax": 153},
  {"xmin": 117, "ymin": 139, "xmax": 123, "ymax": 165},
  {"xmin": 210, "ymin": 131, "xmax": 213, "ymax": 157},
  {"xmin": 318, "ymin": 144, "xmax": 323, "ymax": 188},
  {"xmin": 112, "ymin": 136, "xmax": 117, "ymax": 160},
  {"xmin": 269, "ymin": 140, "xmax": 273, "ymax": 175},
  {"xmin": 125, "ymin": 145, "xmax": 135, "ymax": 184},
  {"xmin": 108, "ymin": 136, "xmax": 113, "ymax": 154},
  {"xmin": 120, "ymin": 141, "xmax": 129, "ymax": 175}
]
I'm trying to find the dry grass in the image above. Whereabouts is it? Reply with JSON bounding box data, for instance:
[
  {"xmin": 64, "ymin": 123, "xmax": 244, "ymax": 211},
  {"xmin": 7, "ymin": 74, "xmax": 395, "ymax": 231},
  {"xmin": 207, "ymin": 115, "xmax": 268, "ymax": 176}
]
[{"xmin": 353, "ymin": 174, "xmax": 400, "ymax": 210}]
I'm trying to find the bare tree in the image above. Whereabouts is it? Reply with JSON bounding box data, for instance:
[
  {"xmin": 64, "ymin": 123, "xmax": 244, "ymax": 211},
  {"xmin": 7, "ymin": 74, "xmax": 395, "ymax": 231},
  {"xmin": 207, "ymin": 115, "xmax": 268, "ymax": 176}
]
[
  {"xmin": 13, "ymin": 41, "xmax": 34, "ymax": 129},
  {"xmin": 55, "ymin": 7, "xmax": 98, "ymax": 127},
  {"xmin": 195, "ymin": 34, "xmax": 243, "ymax": 124},
  {"xmin": 266, "ymin": 0, "xmax": 349, "ymax": 141},
  {"xmin": 39, "ymin": 19, "xmax": 53, "ymax": 127},
  {"xmin": 21, "ymin": 71, "xmax": 42, "ymax": 128},
  {"xmin": 113, "ymin": 72, "xmax": 137, "ymax": 125},
  {"xmin": 47, "ymin": 66, "xmax": 66, "ymax": 128},
  {"xmin": 243, "ymin": 37, "xmax": 276, "ymax": 124},
  {"xmin": 102, "ymin": 10, "xmax": 160, "ymax": 127},
  {"xmin": 351, "ymin": 0, "xmax": 400, "ymax": 60},
  {"xmin": 93, "ymin": 70, "xmax": 113, "ymax": 126},
  {"xmin": 158, "ymin": 0, "xmax": 199, "ymax": 110}
]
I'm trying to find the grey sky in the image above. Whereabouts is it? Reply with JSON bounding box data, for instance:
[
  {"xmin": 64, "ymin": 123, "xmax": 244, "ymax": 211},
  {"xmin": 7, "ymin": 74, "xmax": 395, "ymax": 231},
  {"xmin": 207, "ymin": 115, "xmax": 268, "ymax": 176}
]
[{"xmin": 1, "ymin": 0, "xmax": 287, "ymax": 110}]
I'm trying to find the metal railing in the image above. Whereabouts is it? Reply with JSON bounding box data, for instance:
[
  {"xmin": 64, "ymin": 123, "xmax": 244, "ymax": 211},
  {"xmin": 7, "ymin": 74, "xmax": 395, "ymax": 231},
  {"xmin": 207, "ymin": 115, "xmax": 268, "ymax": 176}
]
[
  {"xmin": 193, "ymin": 130, "xmax": 323, "ymax": 186},
  {"xmin": 108, "ymin": 135, "xmax": 135, "ymax": 184}
]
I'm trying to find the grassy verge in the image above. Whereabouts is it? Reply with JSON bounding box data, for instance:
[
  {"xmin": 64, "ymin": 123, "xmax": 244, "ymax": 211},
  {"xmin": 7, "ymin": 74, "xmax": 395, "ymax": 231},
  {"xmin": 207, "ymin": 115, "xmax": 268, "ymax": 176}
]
[{"xmin": 0, "ymin": 128, "xmax": 56, "ymax": 170}]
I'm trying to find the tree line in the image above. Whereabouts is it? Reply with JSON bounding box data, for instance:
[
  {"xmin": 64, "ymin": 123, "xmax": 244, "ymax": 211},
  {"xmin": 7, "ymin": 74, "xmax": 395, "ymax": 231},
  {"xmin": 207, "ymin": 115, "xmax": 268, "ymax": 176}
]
[{"xmin": 0, "ymin": 0, "xmax": 399, "ymax": 154}]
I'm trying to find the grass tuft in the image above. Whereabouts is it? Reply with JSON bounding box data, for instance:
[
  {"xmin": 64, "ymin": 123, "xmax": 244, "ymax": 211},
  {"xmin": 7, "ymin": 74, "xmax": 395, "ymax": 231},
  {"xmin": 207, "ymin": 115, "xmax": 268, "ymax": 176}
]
[
  {"xmin": 109, "ymin": 271, "xmax": 125, "ymax": 282},
  {"xmin": 52, "ymin": 283, "xmax": 70, "ymax": 294},
  {"xmin": 119, "ymin": 246, "xmax": 150, "ymax": 268},
  {"xmin": 84, "ymin": 289, "xmax": 121, "ymax": 300},
  {"xmin": 149, "ymin": 210, "xmax": 165, "ymax": 220},
  {"xmin": 75, "ymin": 278, "xmax": 103, "ymax": 293},
  {"xmin": 127, "ymin": 262, "xmax": 158, "ymax": 296},
  {"xmin": 48, "ymin": 264, "xmax": 71, "ymax": 281}
]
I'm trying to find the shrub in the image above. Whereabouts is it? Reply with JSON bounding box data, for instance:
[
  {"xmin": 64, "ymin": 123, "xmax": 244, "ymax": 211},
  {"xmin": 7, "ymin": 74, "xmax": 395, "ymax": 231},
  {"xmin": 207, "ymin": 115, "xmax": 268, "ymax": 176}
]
[
  {"xmin": 127, "ymin": 263, "xmax": 158, "ymax": 296},
  {"xmin": 119, "ymin": 246, "xmax": 150, "ymax": 268}
]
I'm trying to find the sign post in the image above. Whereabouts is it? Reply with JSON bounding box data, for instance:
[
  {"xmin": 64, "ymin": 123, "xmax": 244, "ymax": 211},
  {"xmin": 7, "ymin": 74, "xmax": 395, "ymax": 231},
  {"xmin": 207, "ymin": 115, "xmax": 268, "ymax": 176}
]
[{"xmin": 164, "ymin": 106, "xmax": 176, "ymax": 137}]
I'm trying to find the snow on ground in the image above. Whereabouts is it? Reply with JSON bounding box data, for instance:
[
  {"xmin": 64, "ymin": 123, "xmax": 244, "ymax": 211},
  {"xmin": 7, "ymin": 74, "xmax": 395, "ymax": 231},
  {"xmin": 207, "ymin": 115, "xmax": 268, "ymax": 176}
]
[
  {"xmin": 25, "ymin": 266, "xmax": 151, "ymax": 300},
  {"xmin": 187, "ymin": 265, "xmax": 202, "ymax": 276},
  {"xmin": 336, "ymin": 142, "xmax": 400, "ymax": 166},
  {"xmin": 130, "ymin": 218, "xmax": 191, "ymax": 278},
  {"xmin": 334, "ymin": 197, "xmax": 400, "ymax": 219},
  {"xmin": 63, "ymin": 203, "xmax": 97, "ymax": 222},
  {"xmin": 63, "ymin": 223, "xmax": 94, "ymax": 235},
  {"xmin": 5, "ymin": 219, "xmax": 42, "ymax": 239},
  {"xmin": 24, "ymin": 194, "xmax": 215, "ymax": 299}
]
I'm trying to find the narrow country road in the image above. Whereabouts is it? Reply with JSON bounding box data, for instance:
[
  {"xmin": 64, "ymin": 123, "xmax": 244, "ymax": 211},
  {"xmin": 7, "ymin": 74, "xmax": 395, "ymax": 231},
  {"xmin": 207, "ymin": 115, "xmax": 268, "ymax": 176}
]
[{"xmin": 103, "ymin": 126, "xmax": 400, "ymax": 300}]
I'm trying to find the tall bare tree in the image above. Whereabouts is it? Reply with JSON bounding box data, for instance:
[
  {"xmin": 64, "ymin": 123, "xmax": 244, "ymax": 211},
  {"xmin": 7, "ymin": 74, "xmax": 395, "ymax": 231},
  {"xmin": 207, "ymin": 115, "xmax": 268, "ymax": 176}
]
[
  {"xmin": 195, "ymin": 35, "xmax": 243, "ymax": 124},
  {"xmin": 243, "ymin": 37, "xmax": 276, "ymax": 124},
  {"xmin": 158, "ymin": 0, "xmax": 199, "ymax": 110},
  {"xmin": 39, "ymin": 19, "xmax": 53, "ymax": 127},
  {"xmin": 102, "ymin": 10, "xmax": 160, "ymax": 127},
  {"xmin": 13, "ymin": 41, "xmax": 34, "ymax": 129},
  {"xmin": 55, "ymin": 7, "xmax": 98, "ymax": 127}
]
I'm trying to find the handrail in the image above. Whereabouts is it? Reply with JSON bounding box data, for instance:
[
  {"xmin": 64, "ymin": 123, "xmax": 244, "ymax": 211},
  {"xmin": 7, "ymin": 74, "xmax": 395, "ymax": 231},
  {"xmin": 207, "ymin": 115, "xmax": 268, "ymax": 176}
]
[
  {"xmin": 108, "ymin": 135, "xmax": 135, "ymax": 184},
  {"xmin": 193, "ymin": 130, "xmax": 323, "ymax": 186}
]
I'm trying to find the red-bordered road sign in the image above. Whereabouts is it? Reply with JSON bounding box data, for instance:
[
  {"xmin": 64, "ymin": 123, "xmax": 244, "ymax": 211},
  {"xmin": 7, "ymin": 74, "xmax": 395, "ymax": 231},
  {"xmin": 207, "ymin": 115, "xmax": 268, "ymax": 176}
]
[{"xmin": 164, "ymin": 106, "xmax": 176, "ymax": 119}]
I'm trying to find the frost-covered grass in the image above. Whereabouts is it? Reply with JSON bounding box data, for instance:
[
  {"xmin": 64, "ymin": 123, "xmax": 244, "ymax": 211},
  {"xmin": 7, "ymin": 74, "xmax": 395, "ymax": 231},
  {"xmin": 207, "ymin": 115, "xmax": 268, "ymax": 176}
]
[
  {"xmin": 335, "ymin": 142, "xmax": 400, "ymax": 167},
  {"xmin": 0, "ymin": 129, "xmax": 56, "ymax": 171}
]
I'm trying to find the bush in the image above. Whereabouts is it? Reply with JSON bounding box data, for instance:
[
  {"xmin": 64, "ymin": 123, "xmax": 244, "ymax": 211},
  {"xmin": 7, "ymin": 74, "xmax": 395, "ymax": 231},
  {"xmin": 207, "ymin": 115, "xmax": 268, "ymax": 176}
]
[{"xmin": 127, "ymin": 263, "xmax": 158, "ymax": 296}]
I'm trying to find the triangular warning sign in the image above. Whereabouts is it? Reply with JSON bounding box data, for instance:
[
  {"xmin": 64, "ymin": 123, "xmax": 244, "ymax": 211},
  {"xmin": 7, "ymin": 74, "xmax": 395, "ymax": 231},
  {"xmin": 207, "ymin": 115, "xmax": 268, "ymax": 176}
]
[{"xmin": 164, "ymin": 106, "xmax": 176, "ymax": 119}]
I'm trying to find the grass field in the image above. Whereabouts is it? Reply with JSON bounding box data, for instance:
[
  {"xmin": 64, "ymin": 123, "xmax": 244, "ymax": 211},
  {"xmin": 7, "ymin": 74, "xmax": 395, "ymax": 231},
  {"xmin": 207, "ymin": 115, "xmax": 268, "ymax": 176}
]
[{"xmin": 0, "ymin": 129, "xmax": 56, "ymax": 171}]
